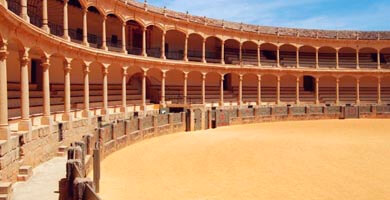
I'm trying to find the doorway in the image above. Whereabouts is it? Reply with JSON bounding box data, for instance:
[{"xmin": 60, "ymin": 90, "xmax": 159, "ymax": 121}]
[{"xmin": 303, "ymin": 76, "xmax": 315, "ymax": 92}]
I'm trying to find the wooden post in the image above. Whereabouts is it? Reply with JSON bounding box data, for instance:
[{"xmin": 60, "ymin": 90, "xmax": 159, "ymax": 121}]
[{"xmin": 93, "ymin": 142, "xmax": 101, "ymax": 193}]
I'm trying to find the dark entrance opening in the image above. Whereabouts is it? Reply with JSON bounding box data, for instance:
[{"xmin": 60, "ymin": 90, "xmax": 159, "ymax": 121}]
[
  {"xmin": 303, "ymin": 76, "xmax": 315, "ymax": 92},
  {"xmin": 31, "ymin": 59, "xmax": 42, "ymax": 89},
  {"xmin": 223, "ymin": 74, "xmax": 232, "ymax": 91},
  {"xmin": 185, "ymin": 109, "xmax": 191, "ymax": 131}
]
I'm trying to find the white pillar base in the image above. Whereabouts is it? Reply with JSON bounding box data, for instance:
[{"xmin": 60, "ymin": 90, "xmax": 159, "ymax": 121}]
[
  {"xmin": 63, "ymin": 35, "xmax": 70, "ymax": 41},
  {"xmin": 18, "ymin": 119, "xmax": 32, "ymax": 132},
  {"xmin": 0, "ymin": 126, "xmax": 10, "ymax": 141},
  {"xmin": 62, "ymin": 113, "xmax": 73, "ymax": 121},
  {"xmin": 101, "ymin": 45, "xmax": 108, "ymax": 51},
  {"xmin": 41, "ymin": 115, "xmax": 53, "ymax": 126},
  {"xmin": 42, "ymin": 25, "xmax": 50, "ymax": 34}
]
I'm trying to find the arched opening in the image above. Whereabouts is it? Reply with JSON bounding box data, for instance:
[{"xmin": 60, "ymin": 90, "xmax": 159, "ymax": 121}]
[
  {"xmin": 318, "ymin": 47, "xmax": 336, "ymax": 68},
  {"xmin": 125, "ymin": 20, "xmax": 143, "ymax": 55},
  {"xmin": 280, "ymin": 44, "xmax": 297, "ymax": 68},
  {"xmin": 48, "ymin": 54, "xmax": 67, "ymax": 115},
  {"xmin": 205, "ymin": 36, "xmax": 222, "ymax": 63},
  {"xmin": 187, "ymin": 71, "xmax": 202, "ymax": 104},
  {"xmin": 145, "ymin": 68, "xmax": 162, "ymax": 104},
  {"xmin": 165, "ymin": 70, "xmax": 184, "ymax": 104},
  {"xmin": 242, "ymin": 73, "xmax": 257, "ymax": 104},
  {"xmin": 261, "ymin": 74, "xmax": 277, "ymax": 103},
  {"xmin": 67, "ymin": 0, "xmax": 83, "ymax": 42},
  {"xmin": 127, "ymin": 66, "xmax": 148, "ymax": 105},
  {"xmin": 146, "ymin": 25, "xmax": 163, "ymax": 58},
  {"xmin": 27, "ymin": 0, "xmax": 42, "ymax": 28},
  {"xmin": 299, "ymin": 46, "xmax": 316, "ymax": 68},
  {"xmin": 69, "ymin": 58, "xmax": 86, "ymax": 118},
  {"xmin": 107, "ymin": 64, "xmax": 123, "ymax": 108},
  {"xmin": 339, "ymin": 76, "xmax": 357, "ymax": 104},
  {"xmin": 88, "ymin": 62, "xmax": 104, "ymax": 111},
  {"xmin": 301, "ymin": 75, "xmax": 316, "ymax": 103},
  {"xmin": 242, "ymin": 41, "xmax": 257, "ymax": 66},
  {"xmin": 280, "ymin": 75, "xmax": 296, "ymax": 103},
  {"xmin": 359, "ymin": 48, "xmax": 378, "ymax": 69},
  {"xmin": 360, "ymin": 76, "xmax": 378, "ymax": 103},
  {"xmin": 87, "ymin": 6, "xmax": 103, "ymax": 48},
  {"xmin": 106, "ymin": 14, "xmax": 123, "ymax": 51},
  {"xmin": 187, "ymin": 33, "xmax": 203, "ymax": 62},
  {"xmin": 380, "ymin": 48, "xmax": 390, "ymax": 69},
  {"xmin": 260, "ymin": 43, "xmax": 277, "ymax": 67},
  {"xmin": 205, "ymin": 72, "xmax": 221, "ymax": 104},
  {"xmin": 224, "ymin": 39, "xmax": 240, "ymax": 65},
  {"xmin": 7, "ymin": 0, "xmax": 21, "ymax": 15},
  {"xmin": 339, "ymin": 47, "xmax": 356, "ymax": 69},
  {"xmin": 165, "ymin": 30, "xmax": 185, "ymax": 60},
  {"xmin": 319, "ymin": 76, "xmax": 337, "ymax": 104}
]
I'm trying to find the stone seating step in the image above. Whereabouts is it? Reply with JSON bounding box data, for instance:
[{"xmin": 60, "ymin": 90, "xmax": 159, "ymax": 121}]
[
  {"xmin": 57, "ymin": 145, "xmax": 68, "ymax": 157},
  {"xmin": 0, "ymin": 182, "xmax": 12, "ymax": 199}
]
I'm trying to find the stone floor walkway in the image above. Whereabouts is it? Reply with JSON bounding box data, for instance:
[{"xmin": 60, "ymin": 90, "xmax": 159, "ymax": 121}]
[{"xmin": 13, "ymin": 157, "xmax": 66, "ymax": 200}]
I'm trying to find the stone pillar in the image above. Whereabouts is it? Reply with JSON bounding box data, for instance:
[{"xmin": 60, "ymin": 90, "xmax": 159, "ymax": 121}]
[
  {"xmin": 120, "ymin": 23, "xmax": 127, "ymax": 54},
  {"xmin": 161, "ymin": 70, "xmax": 166, "ymax": 106},
  {"xmin": 239, "ymin": 43, "xmax": 243, "ymax": 65},
  {"xmin": 356, "ymin": 78, "xmax": 360, "ymax": 105},
  {"xmin": 377, "ymin": 49, "xmax": 381, "ymax": 70},
  {"xmin": 356, "ymin": 48, "xmax": 360, "ymax": 69},
  {"xmin": 257, "ymin": 74, "xmax": 261, "ymax": 105},
  {"xmin": 315, "ymin": 47, "xmax": 319, "ymax": 69},
  {"xmin": 142, "ymin": 70, "xmax": 147, "ymax": 110},
  {"xmin": 82, "ymin": 63, "xmax": 91, "ymax": 118},
  {"xmin": 41, "ymin": 57, "xmax": 52, "ymax": 125},
  {"xmin": 221, "ymin": 40, "xmax": 225, "ymax": 64},
  {"xmin": 202, "ymin": 38, "xmax": 206, "ymax": 63},
  {"xmin": 121, "ymin": 66, "xmax": 128, "ymax": 112},
  {"xmin": 238, "ymin": 74, "xmax": 243, "ymax": 105},
  {"xmin": 377, "ymin": 77, "xmax": 382, "ymax": 104},
  {"xmin": 202, "ymin": 73, "xmax": 206, "ymax": 104},
  {"xmin": 183, "ymin": 72, "xmax": 188, "ymax": 105},
  {"xmin": 276, "ymin": 75, "xmax": 281, "ymax": 104},
  {"xmin": 142, "ymin": 27, "xmax": 147, "ymax": 57},
  {"xmin": 82, "ymin": 8, "xmax": 89, "ymax": 46},
  {"xmin": 0, "ymin": 44, "xmax": 10, "ymax": 140},
  {"xmin": 161, "ymin": 31, "xmax": 166, "ymax": 59},
  {"xmin": 183, "ymin": 34, "xmax": 188, "ymax": 61},
  {"xmin": 336, "ymin": 78, "xmax": 340, "ymax": 105},
  {"xmin": 296, "ymin": 76, "xmax": 300, "ymax": 105},
  {"xmin": 101, "ymin": 16, "xmax": 108, "ymax": 50},
  {"xmin": 42, "ymin": 0, "xmax": 50, "ymax": 33},
  {"xmin": 336, "ymin": 48, "xmax": 339, "ymax": 69},
  {"xmin": 315, "ymin": 77, "xmax": 320, "ymax": 105},
  {"xmin": 19, "ymin": 52, "xmax": 31, "ymax": 131},
  {"xmin": 63, "ymin": 0, "xmax": 70, "ymax": 41},
  {"xmin": 101, "ymin": 66, "xmax": 109, "ymax": 116},
  {"xmin": 296, "ymin": 47, "xmax": 300, "ymax": 68},
  {"xmin": 256, "ymin": 44, "xmax": 262, "ymax": 68},
  {"xmin": 277, "ymin": 45, "xmax": 280, "ymax": 68},
  {"xmin": 20, "ymin": 0, "xmax": 29, "ymax": 22},
  {"xmin": 63, "ymin": 60, "xmax": 72, "ymax": 121},
  {"xmin": 220, "ymin": 74, "xmax": 224, "ymax": 106}
]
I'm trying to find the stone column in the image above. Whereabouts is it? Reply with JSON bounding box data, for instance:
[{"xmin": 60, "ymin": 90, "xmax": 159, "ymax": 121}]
[
  {"xmin": 62, "ymin": 60, "xmax": 72, "ymax": 121},
  {"xmin": 296, "ymin": 76, "xmax": 300, "ymax": 105},
  {"xmin": 238, "ymin": 74, "xmax": 243, "ymax": 105},
  {"xmin": 63, "ymin": 0, "xmax": 70, "ymax": 41},
  {"xmin": 277, "ymin": 45, "xmax": 280, "ymax": 68},
  {"xmin": 101, "ymin": 66, "xmax": 109, "ymax": 116},
  {"xmin": 315, "ymin": 77, "xmax": 320, "ymax": 105},
  {"xmin": 276, "ymin": 75, "xmax": 281, "ymax": 104},
  {"xmin": 183, "ymin": 72, "xmax": 188, "ymax": 105},
  {"xmin": 82, "ymin": 63, "xmax": 91, "ymax": 118},
  {"xmin": 19, "ymin": 52, "xmax": 31, "ymax": 131},
  {"xmin": 20, "ymin": 0, "xmax": 30, "ymax": 22},
  {"xmin": 377, "ymin": 77, "xmax": 382, "ymax": 104},
  {"xmin": 42, "ymin": 0, "xmax": 50, "ymax": 33},
  {"xmin": 0, "ymin": 44, "xmax": 10, "ymax": 140},
  {"xmin": 377, "ymin": 49, "xmax": 381, "ymax": 70},
  {"xmin": 356, "ymin": 48, "xmax": 360, "ymax": 69},
  {"xmin": 336, "ymin": 78, "xmax": 340, "ymax": 105},
  {"xmin": 202, "ymin": 38, "xmax": 206, "ymax": 63},
  {"xmin": 142, "ymin": 27, "xmax": 147, "ymax": 57},
  {"xmin": 336, "ymin": 48, "xmax": 339, "ymax": 69},
  {"xmin": 356, "ymin": 78, "xmax": 360, "ymax": 105},
  {"xmin": 183, "ymin": 34, "xmax": 188, "ymax": 61},
  {"xmin": 161, "ymin": 31, "xmax": 166, "ymax": 59},
  {"xmin": 296, "ymin": 47, "xmax": 300, "ymax": 68},
  {"xmin": 257, "ymin": 74, "xmax": 261, "ymax": 105},
  {"xmin": 220, "ymin": 74, "xmax": 224, "ymax": 106},
  {"xmin": 141, "ymin": 70, "xmax": 147, "ymax": 110},
  {"xmin": 202, "ymin": 73, "xmax": 206, "ymax": 104},
  {"xmin": 315, "ymin": 47, "xmax": 319, "ymax": 69},
  {"xmin": 121, "ymin": 66, "xmax": 128, "ymax": 112},
  {"xmin": 221, "ymin": 40, "xmax": 225, "ymax": 64},
  {"xmin": 101, "ymin": 16, "xmax": 108, "ymax": 50},
  {"xmin": 82, "ymin": 8, "xmax": 89, "ymax": 46},
  {"xmin": 121, "ymin": 22, "xmax": 127, "ymax": 53},
  {"xmin": 239, "ymin": 43, "xmax": 243, "ymax": 65},
  {"xmin": 161, "ymin": 70, "xmax": 166, "ymax": 106},
  {"xmin": 41, "ymin": 57, "xmax": 52, "ymax": 125},
  {"xmin": 257, "ymin": 44, "xmax": 261, "ymax": 67}
]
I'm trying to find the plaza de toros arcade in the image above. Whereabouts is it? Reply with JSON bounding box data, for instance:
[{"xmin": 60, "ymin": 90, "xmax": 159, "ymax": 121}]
[{"xmin": 1, "ymin": 0, "xmax": 390, "ymax": 197}]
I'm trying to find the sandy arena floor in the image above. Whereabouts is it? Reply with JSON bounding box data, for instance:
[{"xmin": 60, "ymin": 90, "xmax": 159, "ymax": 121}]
[{"xmin": 95, "ymin": 119, "xmax": 390, "ymax": 200}]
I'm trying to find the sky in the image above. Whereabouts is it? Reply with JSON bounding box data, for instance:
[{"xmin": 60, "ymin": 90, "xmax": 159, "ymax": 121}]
[{"xmin": 146, "ymin": 0, "xmax": 390, "ymax": 31}]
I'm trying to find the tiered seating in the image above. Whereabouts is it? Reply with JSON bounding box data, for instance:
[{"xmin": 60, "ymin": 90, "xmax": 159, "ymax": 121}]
[
  {"xmin": 339, "ymin": 54, "xmax": 357, "ymax": 69},
  {"xmin": 359, "ymin": 53, "xmax": 378, "ymax": 69},
  {"xmin": 319, "ymin": 53, "xmax": 337, "ymax": 68}
]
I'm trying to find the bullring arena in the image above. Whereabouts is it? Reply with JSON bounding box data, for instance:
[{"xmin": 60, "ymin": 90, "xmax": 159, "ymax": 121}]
[{"xmin": 0, "ymin": 0, "xmax": 389, "ymax": 199}]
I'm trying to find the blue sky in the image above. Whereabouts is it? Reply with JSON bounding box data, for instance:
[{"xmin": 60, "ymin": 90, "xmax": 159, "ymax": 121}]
[{"xmin": 146, "ymin": 0, "xmax": 390, "ymax": 31}]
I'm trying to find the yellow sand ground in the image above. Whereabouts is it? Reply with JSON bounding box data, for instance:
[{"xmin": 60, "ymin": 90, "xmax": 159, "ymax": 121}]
[{"xmin": 95, "ymin": 119, "xmax": 390, "ymax": 200}]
